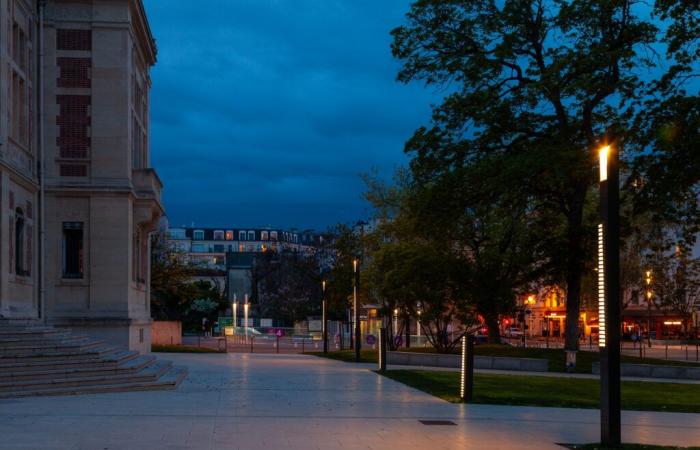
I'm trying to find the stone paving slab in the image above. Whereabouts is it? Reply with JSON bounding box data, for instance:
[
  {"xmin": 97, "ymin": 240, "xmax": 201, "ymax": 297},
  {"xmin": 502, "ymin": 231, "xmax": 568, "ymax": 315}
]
[{"xmin": 0, "ymin": 353, "xmax": 698, "ymax": 449}]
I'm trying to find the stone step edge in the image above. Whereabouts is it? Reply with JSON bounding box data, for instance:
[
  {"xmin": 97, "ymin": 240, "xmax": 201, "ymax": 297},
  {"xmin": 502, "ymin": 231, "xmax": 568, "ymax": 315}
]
[
  {"xmin": 0, "ymin": 355, "xmax": 156, "ymax": 382},
  {"xmin": 0, "ymin": 360, "xmax": 172, "ymax": 392},
  {"xmin": 0, "ymin": 366, "xmax": 188, "ymax": 399},
  {"xmin": 0, "ymin": 350, "xmax": 137, "ymax": 370}
]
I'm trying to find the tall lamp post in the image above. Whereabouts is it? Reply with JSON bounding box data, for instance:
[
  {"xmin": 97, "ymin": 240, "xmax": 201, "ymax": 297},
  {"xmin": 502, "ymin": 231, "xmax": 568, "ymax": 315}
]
[
  {"xmin": 645, "ymin": 270, "xmax": 653, "ymax": 348},
  {"xmin": 232, "ymin": 294, "xmax": 238, "ymax": 336},
  {"xmin": 353, "ymin": 258, "xmax": 361, "ymax": 362},
  {"xmin": 322, "ymin": 280, "xmax": 328, "ymax": 354},
  {"xmin": 598, "ymin": 144, "xmax": 621, "ymax": 447},
  {"xmin": 244, "ymin": 293, "xmax": 250, "ymax": 343}
]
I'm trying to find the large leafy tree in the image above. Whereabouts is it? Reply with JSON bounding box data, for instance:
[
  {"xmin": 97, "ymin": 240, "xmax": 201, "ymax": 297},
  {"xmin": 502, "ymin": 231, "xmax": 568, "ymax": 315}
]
[{"xmin": 390, "ymin": 0, "xmax": 700, "ymax": 362}]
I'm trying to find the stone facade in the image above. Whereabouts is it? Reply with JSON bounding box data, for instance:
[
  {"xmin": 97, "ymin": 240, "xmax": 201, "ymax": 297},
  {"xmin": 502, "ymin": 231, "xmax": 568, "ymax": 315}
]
[{"xmin": 0, "ymin": 0, "xmax": 162, "ymax": 353}]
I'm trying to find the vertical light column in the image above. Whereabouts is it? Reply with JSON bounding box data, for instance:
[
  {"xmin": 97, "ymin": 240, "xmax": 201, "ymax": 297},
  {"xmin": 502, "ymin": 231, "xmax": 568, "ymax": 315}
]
[
  {"xmin": 232, "ymin": 293, "xmax": 237, "ymax": 336},
  {"xmin": 244, "ymin": 293, "xmax": 249, "ymax": 343},
  {"xmin": 460, "ymin": 334, "xmax": 474, "ymax": 402},
  {"xmin": 378, "ymin": 327, "xmax": 386, "ymax": 371},
  {"xmin": 353, "ymin": 259, "xmax": 361, "ymax": 362},
  {"xmin": 322, "ymin": 280, "xmax": 328, "ymax": 354},
  {"xmin": 598, "ymin": 224, "xmax": 606, "ymax": 348},
  {"xmin": 598, "ymin": 144, "xmax": 621, "ymax": 447}
]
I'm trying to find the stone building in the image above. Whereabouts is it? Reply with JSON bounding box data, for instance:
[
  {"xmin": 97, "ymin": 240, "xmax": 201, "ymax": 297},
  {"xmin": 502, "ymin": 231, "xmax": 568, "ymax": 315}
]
[{"xmin": 0, "ymin": 0, "xmax": 162, "ymax": 353}]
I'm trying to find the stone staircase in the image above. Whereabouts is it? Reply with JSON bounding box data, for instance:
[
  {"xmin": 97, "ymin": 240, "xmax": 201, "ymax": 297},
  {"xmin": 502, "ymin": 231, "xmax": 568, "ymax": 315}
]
[{"xmin": 0, "ymin": 323, "xmax": 187, "ymax": 398}]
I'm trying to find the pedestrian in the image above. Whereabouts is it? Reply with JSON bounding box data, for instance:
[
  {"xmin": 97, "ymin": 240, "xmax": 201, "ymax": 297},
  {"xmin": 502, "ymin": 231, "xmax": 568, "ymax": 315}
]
[{"xmin": 202, "ymin": 317, "xmax": 209, "ymax": 337}]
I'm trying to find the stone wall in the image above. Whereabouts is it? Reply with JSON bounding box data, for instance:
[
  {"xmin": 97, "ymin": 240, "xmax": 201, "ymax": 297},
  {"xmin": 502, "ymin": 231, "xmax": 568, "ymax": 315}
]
[{"xmin": 152, "ymin": 321, "xmax": 182, "ymax": 346}]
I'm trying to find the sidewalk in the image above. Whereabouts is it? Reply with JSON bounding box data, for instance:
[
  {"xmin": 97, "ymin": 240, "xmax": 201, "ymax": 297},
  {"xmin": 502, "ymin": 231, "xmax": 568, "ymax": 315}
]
[{"xmin": 1, "ymin": 353, "xmax": 698, "ymax": 449}]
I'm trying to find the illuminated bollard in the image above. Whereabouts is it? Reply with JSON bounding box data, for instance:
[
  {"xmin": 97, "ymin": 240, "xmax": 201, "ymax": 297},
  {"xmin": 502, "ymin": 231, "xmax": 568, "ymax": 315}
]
[{"xmin": 460, "ymin": 334, "xmax": 474, "ymax": 402}]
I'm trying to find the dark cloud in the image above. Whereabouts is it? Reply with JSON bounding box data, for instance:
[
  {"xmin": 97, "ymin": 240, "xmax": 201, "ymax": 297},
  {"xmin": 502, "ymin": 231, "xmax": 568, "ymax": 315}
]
[{"xmin": 144, "ymin": 0, "xmax": 438, "ymax": 230}]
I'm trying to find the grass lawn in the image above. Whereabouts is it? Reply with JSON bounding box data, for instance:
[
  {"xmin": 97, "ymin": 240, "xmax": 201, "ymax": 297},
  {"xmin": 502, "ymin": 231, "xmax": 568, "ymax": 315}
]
[
  {"xmin": 377, "ymin": 370, "xmax": 700, "ymax": 413},
  {"xmin": 152, "ymin": 344, "xmax": 224, "ymax": 353},
  {"xmin": 308, "ymin": 345, "xmax": 700, "ymax": 373},
  {"xmin": 563, "ymin": 445, "xmax": 700, "ymax": 450},
  {"xmin": 306, "ymin": 349, "xmax": 377, "ymax": 363}
]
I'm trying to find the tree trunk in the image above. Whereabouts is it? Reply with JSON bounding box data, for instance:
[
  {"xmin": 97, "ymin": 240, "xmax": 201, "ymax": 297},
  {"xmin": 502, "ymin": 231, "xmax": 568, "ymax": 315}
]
[
  {"xmin": 564, "ymin": 192, "xmax": 586, "ymax": 357},
  {"xmin": 485, "ymin": 314, "xmax": 501, "ymax": 344}
]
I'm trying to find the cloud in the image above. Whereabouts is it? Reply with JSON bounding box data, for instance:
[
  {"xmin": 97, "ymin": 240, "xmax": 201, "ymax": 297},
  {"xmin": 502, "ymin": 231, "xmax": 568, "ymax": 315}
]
[{"xmin": 144, "ymin": 0, "xmax": 439, "ymax": 229}]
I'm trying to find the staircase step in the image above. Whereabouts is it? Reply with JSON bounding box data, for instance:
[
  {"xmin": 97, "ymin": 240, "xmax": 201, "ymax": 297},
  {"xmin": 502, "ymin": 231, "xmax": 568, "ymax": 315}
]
[
  {"xmin": 0, "ymin": 350, "xmax": 138, "ymax": 372},
  {"xmin": 0, "ymin": 323, "xmax": 187, "ymax": 398},
  {"xmin": 0, "ymin": 336, "xmax": 98, "ymax": 351},
  {"xmin": 0, "ymin": 332, "xmax": 74, "ymax": 344},
  {"xmin": 0, "ymin": 366, "xmax": 188, "ymax": 398},
  {"xmin": 0, "ymin": 360, "xmax": 172, "ymax": 392},
  {"xmin": 0, "ymin": 355, "xmax": 156, "ymax": 382},
  {"xmin": 0, "ymin": 344, "xmax": 117, "ymax": 363}
]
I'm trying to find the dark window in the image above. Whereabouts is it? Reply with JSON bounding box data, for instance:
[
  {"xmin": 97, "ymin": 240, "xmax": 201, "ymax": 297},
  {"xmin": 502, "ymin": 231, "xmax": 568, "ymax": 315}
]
[
  {"xmin": 60, "ymin": 164, "xmax": 87, "ymax": 177},
  {"xmin": 15, "ymin": 208, "xmax": 24, "ymax": 276},
  {"xmin": 57, "ymin": 29, "xmax": 92, "ymax": 51},
  {"xmin": 63, "ymin": 222, "xmax": 84, "ymax": 278}
]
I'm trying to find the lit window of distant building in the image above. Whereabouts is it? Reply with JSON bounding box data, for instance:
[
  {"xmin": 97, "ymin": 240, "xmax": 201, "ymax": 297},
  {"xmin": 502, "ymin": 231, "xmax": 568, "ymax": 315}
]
[
  {"xmin": 270, "ymin": 231, "xmax": 278, "ymax": 240},
  {"xmin": 193, "ymin": 230, "xmax": 204, "ymax": 240},
  {"xmin": 239, "ymin": 231, "xmax": 246, "ymax": 241},
  {"xmin": 261, "ymin": 231, "xmax": 269, "ymax": 240},
  {"xmin": 213, "ymin": 230, "xmax": 224, "ymax": 240},
  {"xmin": 247, "ymin": 231, "xmax": 255, "ymax": 240},
  {"xmin": 225, "ymin": 230, "xmax": 233, "ymax": 240},
  {"xmin": 239, "ymin": 244, "xmax": 245, "ymax": 252}
]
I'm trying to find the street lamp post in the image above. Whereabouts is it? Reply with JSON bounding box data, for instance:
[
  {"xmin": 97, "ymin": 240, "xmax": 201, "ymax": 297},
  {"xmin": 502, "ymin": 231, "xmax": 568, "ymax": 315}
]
[
  {"xmin": 232, "ymin": 294, "xmax": 238, "ymax": 336},
  {"xmin": 322, "ymin": 280, "xmax": 328, "ymax": 354},
  {"xmin": 598, "ymin": 144, "xmax": 621, "ymax": 447},
  {"xmin": 646, "ymin": 270, "xmax": 653, "ymax": 348},
  {"xmin": 353, "ymin": 258, "xmax": 361, "ymax": 362},
  {"xmin": 244, "ymin": 294, "xmax": 250, "ymax": 343}
]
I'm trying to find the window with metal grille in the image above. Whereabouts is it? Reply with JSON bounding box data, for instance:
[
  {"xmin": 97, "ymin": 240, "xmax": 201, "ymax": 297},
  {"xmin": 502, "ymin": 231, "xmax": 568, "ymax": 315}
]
[
  {"xmin": 57, "ymin": 57, "xmax": 91, "ymax": 88},
  {"xmin": 57, "ymin": 95, "xmax": 90, "ymax": 160},
  {"xmin": 60, "ymin": 164, "xmax": 87, "ymax": 177},
  {"xmin": 57, "ymin": 29, "xmax": 91, "ymax": 51}
]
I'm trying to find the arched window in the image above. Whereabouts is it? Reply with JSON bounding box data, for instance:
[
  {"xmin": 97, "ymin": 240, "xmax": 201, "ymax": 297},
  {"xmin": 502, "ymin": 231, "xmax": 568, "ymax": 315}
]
[{"xmin": 15, "ymin": 208, "xmax": 24, "ymax": 275}]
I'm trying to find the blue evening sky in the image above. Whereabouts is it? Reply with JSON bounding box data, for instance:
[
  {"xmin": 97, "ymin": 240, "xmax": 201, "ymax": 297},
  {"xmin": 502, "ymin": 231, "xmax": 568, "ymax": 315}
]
[{"xmin": 143, "ymin": 0, "xmax": 438, "ymax": 231}]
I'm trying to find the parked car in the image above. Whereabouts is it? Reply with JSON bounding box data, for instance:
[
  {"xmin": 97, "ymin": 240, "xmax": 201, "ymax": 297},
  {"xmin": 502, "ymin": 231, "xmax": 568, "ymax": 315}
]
[{"xmin": 505, "ymin": 327, "xmax": 524, "ymax": 337}]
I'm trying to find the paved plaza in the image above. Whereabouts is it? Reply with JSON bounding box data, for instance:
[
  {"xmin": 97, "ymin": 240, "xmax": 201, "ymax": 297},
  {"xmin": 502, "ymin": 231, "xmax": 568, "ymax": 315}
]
[{"xmin": 1, "ymin": 353, "xmax": 699, "ymax": 450}]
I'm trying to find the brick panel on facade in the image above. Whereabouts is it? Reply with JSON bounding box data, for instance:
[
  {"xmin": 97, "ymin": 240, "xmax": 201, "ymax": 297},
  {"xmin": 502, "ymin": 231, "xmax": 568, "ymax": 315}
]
[
  {"xmin": 57, "ymin": 57, "xmax": 91, "ymax": 88},
  {"xmin": 59, "ymin": 164, "xmax": 88, "ymax": 177},
  {"xmin": 56, "ymin": 29, "xmax": 91, "ymax": 51}
]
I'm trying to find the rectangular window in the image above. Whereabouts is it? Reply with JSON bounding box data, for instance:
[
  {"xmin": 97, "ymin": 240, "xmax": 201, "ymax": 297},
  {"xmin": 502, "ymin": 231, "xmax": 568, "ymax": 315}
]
[
  {"xmin": 261, "ymin": 231, "xmax": 269, "ymax": 241},
  {"xmin": 57, "ymin": 95, "xmax": 91, "ymax": 160},
  {"xmin": 213, "ymin": 230, "xmax": 224, "ymax": 240},
  {"xmin": 63, "ymin": 222, "xmax": 84, "ymax": 278},
  {"xmin": 214, "ymin": 244, "xmax": 224, "ymax": 253},
  {"xmin": 239, "ymin": 231, "xmax": 246, "ymax": 241},
  {"xmin": 57, "ymin": 29, "xmax": 92, "ymax": 51},
  {"xmin": 193, "ymin": 230, "xmax": 204, "ymax": 240},
  {"xmin": 247, "ymin": 231, "xmax": 255, "ymax": 241},
  {"xmin": 57, "ymin": 57, "xmax": 91, "ymax": 88},
  {"xmin": 225, "ymin": 230, "xmax": 234, "ymax": 240},
  {"xmin": 270, "ymin": 231, "xmax": 278, "ymax": 241},
  {"xmin": 59, "ymin": 164, "xmax": 87, "ymax": 177}
]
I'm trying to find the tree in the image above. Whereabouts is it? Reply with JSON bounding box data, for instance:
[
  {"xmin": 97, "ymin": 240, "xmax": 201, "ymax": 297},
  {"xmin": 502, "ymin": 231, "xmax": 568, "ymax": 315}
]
[
  {"xmin": 390, "ymin": 0, "xmax": 698, "ymax": 365},
  {"xmin": 150, "ymin": 234, "xmax": 195, "ymax": 320},
  {"xmin": 364, "ymin": 239, "xmax": 474, "ymax": 352},
  {"xmin": 254, "ymin": 251, "xmax": 322, "ymax": 325}
]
